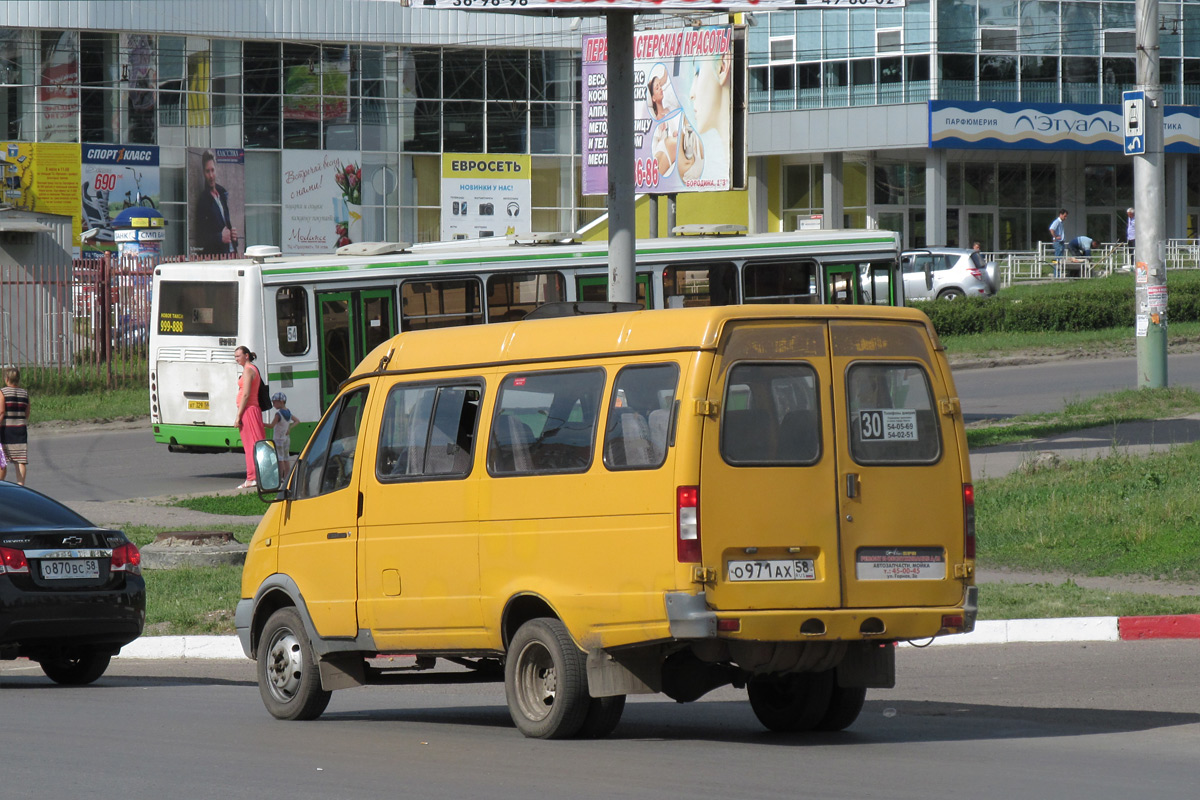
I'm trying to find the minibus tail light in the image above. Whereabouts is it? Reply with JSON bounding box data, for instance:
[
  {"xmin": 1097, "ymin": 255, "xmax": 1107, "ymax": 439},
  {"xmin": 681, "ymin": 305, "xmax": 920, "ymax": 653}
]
[
  {"xmin": 963, "ymin": 483, "xmax": 976, "ymax": 559},
  {"xmin": 677, "ymin": 485, "xmax": 701, "ymax": 562}
]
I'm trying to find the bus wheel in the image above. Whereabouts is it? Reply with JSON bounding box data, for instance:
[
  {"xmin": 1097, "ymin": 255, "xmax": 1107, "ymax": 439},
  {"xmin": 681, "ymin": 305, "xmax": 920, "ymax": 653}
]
[
  {"xmin": 816, "ymin": 678, "xmax": 867, "ymax": 731},
  {"xmin": 257, "ymin": 607, "xmax": 332, "ymax": 721},
  {"xmin": 747, "ymin": 670, "xmax": 833, "ymax": 733},
  {"xmin": 576, "ymin": 695, "xmax": 626, "ymax": 739},
  {"xmin": 505, "ymin": 618, "xmax": 589, "ymax": 739}
]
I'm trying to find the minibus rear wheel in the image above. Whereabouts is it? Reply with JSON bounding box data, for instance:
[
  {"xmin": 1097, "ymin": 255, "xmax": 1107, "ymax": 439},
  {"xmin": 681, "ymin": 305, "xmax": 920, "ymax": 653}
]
[
  {"xmin": 257, "ymin": 607, "xmax": 332, "ymax": 721},
  {"xmin": 816, "ymin": 681, "xmax": 867, "ymax": 731},
  {"xmin": 505, "ymin": 618, "xmax": 590, "ymax": 739},
  {"xmin": 746, "ymin": 670, "xmax": 834, "ymax": 733}
]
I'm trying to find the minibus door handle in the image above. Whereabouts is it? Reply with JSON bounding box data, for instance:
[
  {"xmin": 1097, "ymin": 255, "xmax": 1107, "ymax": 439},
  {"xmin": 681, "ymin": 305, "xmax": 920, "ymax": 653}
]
[{"xmin": 845, "ymin": 473, "xmax": 859, "ymax": 499}]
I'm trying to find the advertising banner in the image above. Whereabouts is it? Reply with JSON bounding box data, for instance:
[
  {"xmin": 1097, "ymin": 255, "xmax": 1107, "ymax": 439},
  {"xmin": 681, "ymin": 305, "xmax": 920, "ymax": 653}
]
[
  {"xmin": 122, "ymin": 34, "xmax": 157, "ymax": 143},
  {"xmin": 1, "ymin": 142, "xmax": 83, "ymax": 243},
  {"xmin": 81, "ymin": 144, "xmax": 160, "ymax": 256},
  {"xmin": 39, "ymin": 31, "xmax": 79, "ymax": 143},
  {"xmin": 441, "ymin": 154, "xmax": 532, "ymax": 240},
  {"xmin": 930, "ymin": 100, "xmax": 1200, "ymax": 154},
  {"xmin": 281, "ymin": 150, "xmax": 363, "ymax": 254},
  {"xmin": 420, "ymin": 0, "xmax": 905, "ymax": 8},
  {"xmin": 188, "ymin": 148, "xmax": 245, "ymax": 256},
  {"xmin": 582, "ymin": 26, "xmax": 733, "ymax": 196}
]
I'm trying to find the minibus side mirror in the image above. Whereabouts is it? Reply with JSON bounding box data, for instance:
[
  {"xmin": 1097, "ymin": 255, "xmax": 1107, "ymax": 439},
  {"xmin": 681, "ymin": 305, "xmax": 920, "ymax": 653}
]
[{"xmin": 254, "ymin": 440, "xmax": 284, "ymax": 501}]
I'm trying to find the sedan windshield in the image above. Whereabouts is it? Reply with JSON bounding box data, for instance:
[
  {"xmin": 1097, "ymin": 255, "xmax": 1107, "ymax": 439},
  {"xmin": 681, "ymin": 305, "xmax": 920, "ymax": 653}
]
[{"xmin": 0, "ymin": 486, "xmax": 94, "ymax": 530}]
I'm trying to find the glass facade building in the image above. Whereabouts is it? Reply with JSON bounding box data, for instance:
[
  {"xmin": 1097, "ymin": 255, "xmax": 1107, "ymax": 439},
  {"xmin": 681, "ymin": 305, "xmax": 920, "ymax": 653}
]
[{"xmin": 746, "ymin": 0, "xmax": 1200, "ymax": 249}]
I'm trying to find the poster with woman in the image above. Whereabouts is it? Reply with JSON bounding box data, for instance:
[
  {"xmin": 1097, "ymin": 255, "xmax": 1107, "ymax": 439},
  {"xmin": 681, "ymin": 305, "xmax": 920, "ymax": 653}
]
[{"xmin": 582, "ymin": 25, "xmax": 732, "ymax": 196}]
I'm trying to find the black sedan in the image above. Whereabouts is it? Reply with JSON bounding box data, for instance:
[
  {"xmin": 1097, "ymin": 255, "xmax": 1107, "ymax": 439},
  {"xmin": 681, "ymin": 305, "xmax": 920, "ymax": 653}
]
[{"xmin": 1, "ymin": 482, "xmax": 145, "ymax": 684}]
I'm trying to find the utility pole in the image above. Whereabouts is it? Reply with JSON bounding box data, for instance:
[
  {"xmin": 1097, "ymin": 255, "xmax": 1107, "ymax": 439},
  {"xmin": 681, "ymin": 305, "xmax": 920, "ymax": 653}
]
[
  {"xmin": 606, "ymin": 11, "xmax": 636, "ymax": 303},
  {"xmin": 1133, "ymin": 0, "xmax": 1167, "ymax": 387}
]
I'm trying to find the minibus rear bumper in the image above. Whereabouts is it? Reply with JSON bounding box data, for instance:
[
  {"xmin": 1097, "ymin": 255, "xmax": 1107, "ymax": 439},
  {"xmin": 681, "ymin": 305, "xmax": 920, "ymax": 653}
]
[{"xmin": 665, "ymin": 590, "xmax": 977, "ymax": 643}]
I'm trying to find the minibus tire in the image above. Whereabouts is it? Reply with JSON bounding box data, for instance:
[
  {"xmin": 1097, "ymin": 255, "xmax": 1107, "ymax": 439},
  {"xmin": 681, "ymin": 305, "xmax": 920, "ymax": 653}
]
[
  {"xmin": 504, "ymin": 618, "xmax": 589, "ymax": 739},
  {"xmin": 815, "ymin": 680, "xmax": 867, "ymax": 732},
  {"xmin": 575, "ymin": 695, "xmax": 626, "ymax": 739},
  {"xmin": 257, "ymin": 607, "xmax": 332, "ymax": 721},
  {"xmin": 747, "ymin": 670, "xmax": 834, "ymax": 733}
]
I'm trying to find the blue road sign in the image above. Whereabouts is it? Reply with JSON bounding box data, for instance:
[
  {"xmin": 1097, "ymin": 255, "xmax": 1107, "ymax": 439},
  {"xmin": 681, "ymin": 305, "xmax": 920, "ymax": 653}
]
[{"xmin": 1123, "ymin": 89, "xmax": 1145, "ymax": 156}]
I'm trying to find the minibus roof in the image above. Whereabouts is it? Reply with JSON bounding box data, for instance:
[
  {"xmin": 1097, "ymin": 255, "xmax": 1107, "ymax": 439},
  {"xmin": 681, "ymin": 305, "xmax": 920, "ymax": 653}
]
[{"xmin": 350, "ymin": 304, "xmax": 939, "ymax": 380}]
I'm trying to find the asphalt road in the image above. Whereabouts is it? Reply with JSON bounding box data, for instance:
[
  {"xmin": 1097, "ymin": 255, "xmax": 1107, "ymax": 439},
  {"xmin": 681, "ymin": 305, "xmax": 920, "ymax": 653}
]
[
  {"xmin": 2, "ymin": 641, "xmax": 1197, "ymax": 799},
  {"xmin": 954, "ymin": 350, "xmax": 1200, "ymax": 421}
]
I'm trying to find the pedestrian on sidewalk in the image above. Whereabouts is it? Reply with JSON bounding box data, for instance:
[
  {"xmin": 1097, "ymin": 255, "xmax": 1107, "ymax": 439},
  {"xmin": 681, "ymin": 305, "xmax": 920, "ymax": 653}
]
[
  {"xmin": 0, "ymin": 366, "xmax": 30, "ymax": 486},
  {"xmin": 1049, "ymin": 209, "xmax": 1068, "ymax": 276},
  {"xmin": 233, "ymin": 346, "xmax": 266, "ymax": 490},
  {"xmin": 1126, "ymin": 207, "xmax": 1136, "ymax": 252}
]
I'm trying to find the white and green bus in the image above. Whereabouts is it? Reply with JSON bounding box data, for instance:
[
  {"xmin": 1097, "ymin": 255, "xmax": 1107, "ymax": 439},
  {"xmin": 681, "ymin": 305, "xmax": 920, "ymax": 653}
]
[{"xmin": 148, "ymin": 227, "xmax": 903, "ymax": 454}]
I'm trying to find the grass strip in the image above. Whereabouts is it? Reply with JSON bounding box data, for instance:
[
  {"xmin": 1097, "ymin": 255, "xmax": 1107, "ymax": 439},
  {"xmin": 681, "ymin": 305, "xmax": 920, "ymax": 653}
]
[
  {"xmin": 170, "ymin": 493, "xmax": 271, "ymax": 517},
  {"xmin": 977, "ymin": 442, "xmax": 1200, "ymax": 582},
  {"xmin": 977, "ymin": 581, "xmax": 1200, "ymax": 621},
  {"xmin": 965, "ymin": 386, "xmax": 1200, "ymax": 448}
]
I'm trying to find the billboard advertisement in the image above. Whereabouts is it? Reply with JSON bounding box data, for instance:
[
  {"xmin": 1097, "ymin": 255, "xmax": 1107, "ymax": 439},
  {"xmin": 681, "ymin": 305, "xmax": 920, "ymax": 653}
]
[
  {"xmin": 81, "ymin": 144, "xmax": 160, "ymax": 256},
  {"xmin": 930, "ymin": 100, "xmax": 1200, "ymax": 154},
  {"xmin": 188, "ymin": 148, "xmax": 245, "ymax": 256},
  {"xmin": 1, "ymin": 142, "xmax": 83, "ymax": 243},
  {"xmin": 281, "ymin": 150, "xmax": 363, "ymax": 254},
  {"xmin": 441, "ymin": 154, "xmax": 532, "ymax": 240},
  {"xmin": 583, "ymin": 26, "xmax": 733, "ymax": 195}
]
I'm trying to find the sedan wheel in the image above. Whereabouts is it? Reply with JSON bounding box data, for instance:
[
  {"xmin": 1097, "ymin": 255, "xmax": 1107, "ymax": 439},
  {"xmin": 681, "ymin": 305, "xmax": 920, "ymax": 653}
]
[
  {"xmin": 39, "ymin": 649, "xmax": 111, "ymax": 686},
  {"xmin": 257, "ymin": 607, "xmax": 331, "ymax": 721}
]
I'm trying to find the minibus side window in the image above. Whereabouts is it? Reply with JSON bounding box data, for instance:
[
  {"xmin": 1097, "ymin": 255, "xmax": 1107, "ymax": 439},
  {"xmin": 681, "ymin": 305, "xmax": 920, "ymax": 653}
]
[
  {"xmin": 377, "ymin": 383, "xmax": 481, "ymax": 480},
  {"xmin": 846, "ymin": 362, "xmax": 941, "ymax": 465},
  {"xmin": 603, "ymin": 363, "xmax": 679, "ymax": 470},
  {"xmin": 488, "ymin": 368, "xmax": 605, "ymax": 475},
  {"xmin": 720, "ymin": 363, "xmax": 821, "ymax": 466},
  {"xmin": 294, "ymin": 386, "xmax": 369, "ymax": 499}
]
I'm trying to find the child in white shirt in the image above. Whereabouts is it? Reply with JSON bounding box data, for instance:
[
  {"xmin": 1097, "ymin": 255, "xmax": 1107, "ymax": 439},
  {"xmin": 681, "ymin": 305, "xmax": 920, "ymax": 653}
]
[{"xmin": 270, "ymin": 392, "xmax": 299, "ymax": 482}]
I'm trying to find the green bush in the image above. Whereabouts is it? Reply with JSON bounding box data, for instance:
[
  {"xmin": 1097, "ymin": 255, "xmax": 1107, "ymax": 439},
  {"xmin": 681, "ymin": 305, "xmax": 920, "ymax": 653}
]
[{"xmin": 917, "ymin": 271, "xmax": 1200, "ymax": 337}]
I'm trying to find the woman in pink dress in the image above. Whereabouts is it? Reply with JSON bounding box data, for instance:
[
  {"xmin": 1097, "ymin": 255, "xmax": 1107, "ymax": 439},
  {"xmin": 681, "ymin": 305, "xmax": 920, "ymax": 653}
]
[{"xmin": 233, "ymin": 345, "xmax": 267, "ymax": 489}]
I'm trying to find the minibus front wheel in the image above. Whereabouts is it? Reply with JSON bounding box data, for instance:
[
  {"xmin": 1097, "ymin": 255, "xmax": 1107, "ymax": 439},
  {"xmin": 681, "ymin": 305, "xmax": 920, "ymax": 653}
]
[
  {"xmin": 257, "ymin": 607, "xmax": 332, "ymax": 721},
  {"xmin": 504, "ymin": 618, "xmax": 590, "ymax": 739}
]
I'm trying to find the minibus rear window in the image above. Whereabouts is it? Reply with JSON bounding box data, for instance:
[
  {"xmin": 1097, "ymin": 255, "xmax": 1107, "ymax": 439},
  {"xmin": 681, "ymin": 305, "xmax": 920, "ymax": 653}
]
[
  {"xmin": 488, "ymin": 368, "xmax": 605, "ymax": 475},
  {"xmin": 846, "ymin": 362, "xmax": 941, "ymax": 465},
  {"xmin": 720, "ymin": 363, "xmax": 821, "ymax": 466}
]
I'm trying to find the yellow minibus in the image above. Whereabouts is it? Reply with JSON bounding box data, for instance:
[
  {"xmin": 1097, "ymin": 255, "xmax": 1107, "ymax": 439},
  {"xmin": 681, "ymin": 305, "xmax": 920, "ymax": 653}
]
[{"xmin": 237, "ymin": 303, "xmax": 977, "ymax": 738}]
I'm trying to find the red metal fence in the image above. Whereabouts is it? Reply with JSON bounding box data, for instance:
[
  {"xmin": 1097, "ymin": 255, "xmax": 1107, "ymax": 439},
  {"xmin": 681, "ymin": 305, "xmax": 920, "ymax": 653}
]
[{"xmin": 0, "ymin": 253, "xmax": 235, "ymax": 388}]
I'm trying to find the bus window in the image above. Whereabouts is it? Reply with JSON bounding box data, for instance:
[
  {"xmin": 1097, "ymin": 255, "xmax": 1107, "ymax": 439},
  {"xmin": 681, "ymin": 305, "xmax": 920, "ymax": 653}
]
[
  {"xmin": 157, "ymin": 281, "xmax": 239, "ymax": 336},
  {"xmin": 743, "ymin": 260, "xmax": 818, "ymax": 304},
  {"xmin": 401, "ymin": 278, "xmax": 483, "ymax": 330},
  {"xmin": 575, "ymin": 274, "xmax": 651, "ymax": 308},
  {"xmin": 860, "ymin": 260, "xmax": 899, "ymax": 305},
  {"xmin": 823, "ymin": 263, "xmax": 861, "ymax": 304},
  {"xmin": 276, "ymin": 287, "xmax": 309, "ymax": 355},
  {"xmin": 487, "ymin": 272, "xmax": 566, "ymax": 322},
  {"xmin": 663, "ymin": 262, "xmax": 737, "ymax": 308}
]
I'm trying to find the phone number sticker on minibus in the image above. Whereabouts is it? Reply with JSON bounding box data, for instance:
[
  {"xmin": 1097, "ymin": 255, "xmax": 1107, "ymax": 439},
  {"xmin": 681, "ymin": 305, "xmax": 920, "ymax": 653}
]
[
  {"xmin": 728, "ymin": 559, "xmax": 816, "ymax": 582},
  {"xmin": 859, "ymin": 408, "xmax": 918, "ymax": 441},
  {"xmin": 855, "ymin": 547, "xmax": 945, "ymax": 580}
]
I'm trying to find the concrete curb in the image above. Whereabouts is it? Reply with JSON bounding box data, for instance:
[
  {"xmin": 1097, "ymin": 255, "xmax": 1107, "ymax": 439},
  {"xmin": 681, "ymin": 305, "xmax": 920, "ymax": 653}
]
[{"xmin": 117, "ymin": 614, "xmax": 1200, "ymax": 660}]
